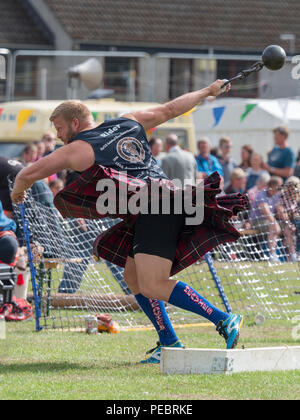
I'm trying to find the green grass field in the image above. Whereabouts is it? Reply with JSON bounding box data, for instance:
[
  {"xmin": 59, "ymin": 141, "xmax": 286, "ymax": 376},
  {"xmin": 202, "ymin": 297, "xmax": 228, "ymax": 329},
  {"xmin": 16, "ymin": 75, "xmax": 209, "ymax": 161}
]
[{"xmin": 1, "ymin": 318, "xmax": 299, "ymax": 400}]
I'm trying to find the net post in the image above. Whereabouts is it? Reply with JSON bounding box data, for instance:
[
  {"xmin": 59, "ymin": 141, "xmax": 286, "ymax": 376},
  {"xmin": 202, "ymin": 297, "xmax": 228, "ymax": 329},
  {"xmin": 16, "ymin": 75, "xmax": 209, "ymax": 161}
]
[
  {"xmin": 204, "ymin": 252, "xmax": 232, "ymax": 314},
  {"xmin": 19, "ymin": 203, "xmax": 43, "ymax": 332}
]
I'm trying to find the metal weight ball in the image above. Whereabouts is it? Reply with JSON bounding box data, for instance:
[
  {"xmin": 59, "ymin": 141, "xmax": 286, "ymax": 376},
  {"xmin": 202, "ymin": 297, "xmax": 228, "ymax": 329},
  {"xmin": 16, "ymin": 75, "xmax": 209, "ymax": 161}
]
[
  {"xmin": 262, "ymin": 45, "xmax": 286, "ymax": 70},
  {"xmin": 222, "ymin": 44, "xmax": 286, "ymax": 88}
]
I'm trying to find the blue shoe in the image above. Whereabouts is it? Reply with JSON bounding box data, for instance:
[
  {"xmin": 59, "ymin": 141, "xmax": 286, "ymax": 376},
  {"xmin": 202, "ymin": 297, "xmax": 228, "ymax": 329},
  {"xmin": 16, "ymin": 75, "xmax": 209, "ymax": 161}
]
[
  {"xmin": 216, "ymin": 314, "xmax": 243, "ymax": 349},
  {"xmin": 140, "ymin": 340, "xmax": 184, "ymax": 364}
]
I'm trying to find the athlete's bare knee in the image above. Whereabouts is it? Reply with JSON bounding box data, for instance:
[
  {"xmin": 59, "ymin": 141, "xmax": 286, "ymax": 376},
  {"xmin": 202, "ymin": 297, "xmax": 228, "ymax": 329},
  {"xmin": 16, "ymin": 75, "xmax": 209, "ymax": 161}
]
[{"xmin": 138, "ymin": 278, "xmax": 168, "ymax": 300}]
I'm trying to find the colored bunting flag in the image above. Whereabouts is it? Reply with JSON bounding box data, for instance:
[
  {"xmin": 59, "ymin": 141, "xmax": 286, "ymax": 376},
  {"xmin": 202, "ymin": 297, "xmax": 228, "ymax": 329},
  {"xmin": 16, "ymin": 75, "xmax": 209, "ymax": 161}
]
[
  {"xmin": 92, "ymin": 111, "xmax": 99, "ymax": 121},
  {"xmin": 183, "ymin": 107, "xmax": 196, "ymax": 117},
  {"xmin": 240, "ymin": 104, "xmax": 257, "ymax": 122},
  {"xmin": 17, "ymin": 110, "xmax": 34, "ymax": 132},
  {"xmin": 213, "ymin": 106, "xmax": 226, "ymax": 127},
  {"xmin": 277, "ymin": 99, "xmax": 289, "ymax": 121}
]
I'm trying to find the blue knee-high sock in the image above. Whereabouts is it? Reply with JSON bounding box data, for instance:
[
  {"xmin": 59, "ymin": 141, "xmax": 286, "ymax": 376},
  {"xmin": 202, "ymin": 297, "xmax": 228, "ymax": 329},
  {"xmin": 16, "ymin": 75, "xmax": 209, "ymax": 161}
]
[
  {"xmin": 135, "ymin": 294, "xmax": 179, "ymax": 345},
  {"xmin": 168, "ymin": 281, "xmax": 229, "ymax": 326}
]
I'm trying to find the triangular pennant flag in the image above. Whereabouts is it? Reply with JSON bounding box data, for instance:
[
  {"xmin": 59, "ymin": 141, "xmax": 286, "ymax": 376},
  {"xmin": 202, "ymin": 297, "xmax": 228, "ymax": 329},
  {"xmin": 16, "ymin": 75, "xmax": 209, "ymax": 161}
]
[
  {"xmin": 213, "ymin": 106, "xmax": 226, "ymax": 127},
  {"xmin": 277, "ymin": 99, "xmax": 289, "ymax": 121},
  {"xmin": 92, "ymin": 111, "xmax": 99, "ymax": 121},
  {"xmin": 17, "ymin": 110, "xmax": 34, "ymax": 132},
  {"xmin": 146, "ymin": 127, "xmax": 157, "ymax": 137},
  {"xmin": 240, "ymin": 104, "xmax": 257, "ymax": 122}
]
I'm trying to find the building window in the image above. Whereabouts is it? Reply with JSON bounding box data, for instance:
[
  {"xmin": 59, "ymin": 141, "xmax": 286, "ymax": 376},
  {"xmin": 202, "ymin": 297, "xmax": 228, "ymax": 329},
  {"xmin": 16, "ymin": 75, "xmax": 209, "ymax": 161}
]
[
  {"xmin": 169, "ymin": 59, "xmax": 193, "ymax": 99},
  {"xmin": 0, "ymin": 80, "xmax": 5, "ymax": 101},
  {"xmin": 15, "ymin": 57, "xmax": 37, "ymax": 98},
  {"xmin": 217, "ymin": 60, "xmax": 258, "ymax": 98},
  {"xmin": 104, "ymin": 57, "xmax": 138, "ymax": 101}
]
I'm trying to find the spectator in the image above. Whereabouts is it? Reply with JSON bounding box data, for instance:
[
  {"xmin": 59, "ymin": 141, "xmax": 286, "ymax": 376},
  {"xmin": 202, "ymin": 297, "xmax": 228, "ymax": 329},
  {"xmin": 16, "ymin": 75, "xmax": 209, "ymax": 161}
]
[
  {"xmin": 34, "ymin": 140, "xmax": 46, "ymax": 161},
  {"xmin": 263, "ymin": 125, "xmax": 296, "ymax": 181},
  {"xmin": 277, "ymin": 176, "xmax": 300, "ymax": 261},
  {"xmin": 0, "ymin": 156, "xmax": 55, "ymax": 317},
  {"xmin": 0, "ymin": 157, "xmax": 24, "ymax": 219},
  {"xmin": 250, "ymin": 176, "xmax": 283, "ymax": 262},
  {"xmin": 0, "ymin": 199, "xmax": 33, "ymax": 322},
  {"xmin": 225, "ymin": 168, "xmax": 247, "ymax": 194},
  {"xmin": 0, "ymin": 200, "xmax": 18, "ymax": 266},
  {"xmin": 49, "ymin": 179, "xmax": 65, "ymax": 197},
  {"xmin": 239, "ymin": 145, "xmax": 254, "ymax": 171},
  {"xmin": 0, "ymin": 156, "xmax": 54, "ymax": 221},
  {"xmin": 42, "ymin": 132, "xmax": 57, "ymax": 156},
  {"xmin": 195, "ymin": 137, "xmax": 223, "ymax": 179},
  {"xmin": 21, "ymin": 144, "xmax": 38, "ymax": 165},
  {"xmin": 42, "ymin": 132, "xmax": 59, "ymax": 182},
  {"xmin": 246, "ymin": 153, "xmax": 269, "ymax": 190},
  {"xmin": 247, "ymin": 172, "xmax": 271, "ymax": 204},
  {"xmin": 218, "ymin": 136, "xmax": 237, "ymax": 189},
  {"xmin": 210, "ymin": 147, "xmax": 222, "ymax": 159},
  {"xmin": 149, "ymin": 137, "xmax": 163, "ymax": 166},
  {"xmin": 161, "ymin": 134, "xmax": 197, "ymax": 186},
  {"xmin": 294, "ymin": 151, "xmax": 300, "ymax": 179}
]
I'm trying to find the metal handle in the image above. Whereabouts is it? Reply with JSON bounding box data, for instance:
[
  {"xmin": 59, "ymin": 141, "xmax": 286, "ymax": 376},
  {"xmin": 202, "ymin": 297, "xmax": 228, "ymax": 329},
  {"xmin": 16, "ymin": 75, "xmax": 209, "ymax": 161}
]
[{"xmin": 222, "ymin": 61, "xmax": 264, "ymax": 88}]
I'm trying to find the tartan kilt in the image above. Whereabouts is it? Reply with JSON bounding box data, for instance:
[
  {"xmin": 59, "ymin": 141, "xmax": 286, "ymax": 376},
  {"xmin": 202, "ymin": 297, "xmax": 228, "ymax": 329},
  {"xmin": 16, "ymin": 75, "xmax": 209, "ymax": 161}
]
[{"xmin": 54, "ymin": 165, "xmax": 249, "ymax": 275}]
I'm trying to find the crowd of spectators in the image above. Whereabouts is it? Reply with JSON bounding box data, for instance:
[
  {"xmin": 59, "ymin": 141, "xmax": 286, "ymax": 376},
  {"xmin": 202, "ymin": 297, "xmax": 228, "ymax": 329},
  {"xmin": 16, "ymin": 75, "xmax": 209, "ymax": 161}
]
[{"xmin": 151, "ymin": 124, "xmax": 300, "ymax": 262}]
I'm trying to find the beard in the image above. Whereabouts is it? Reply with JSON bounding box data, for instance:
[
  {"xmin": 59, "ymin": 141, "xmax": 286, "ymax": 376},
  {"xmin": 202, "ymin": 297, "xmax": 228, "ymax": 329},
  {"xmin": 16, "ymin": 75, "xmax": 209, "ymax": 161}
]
[{"xmin": 65, "ymin": 126, "xmax": 78, "ymax": 144}]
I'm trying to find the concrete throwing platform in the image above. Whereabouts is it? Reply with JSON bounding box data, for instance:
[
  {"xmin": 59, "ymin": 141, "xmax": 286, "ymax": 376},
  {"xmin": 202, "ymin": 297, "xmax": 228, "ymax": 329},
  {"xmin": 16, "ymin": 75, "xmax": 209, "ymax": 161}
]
[{"xmin": 161, "ymin": 346, "xmax": 300, "ymax": 375}]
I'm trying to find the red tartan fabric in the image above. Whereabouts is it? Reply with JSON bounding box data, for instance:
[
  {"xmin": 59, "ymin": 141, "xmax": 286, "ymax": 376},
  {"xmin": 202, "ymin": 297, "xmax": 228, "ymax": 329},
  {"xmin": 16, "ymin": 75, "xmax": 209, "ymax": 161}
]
[{"xmin": 54, "ymin": 165, "xmax": 249, "ymax": 276}]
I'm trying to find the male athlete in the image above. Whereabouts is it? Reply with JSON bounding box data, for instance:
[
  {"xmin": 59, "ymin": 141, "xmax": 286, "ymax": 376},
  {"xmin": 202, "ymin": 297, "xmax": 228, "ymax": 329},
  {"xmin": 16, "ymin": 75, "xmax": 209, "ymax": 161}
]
[{"xmin": 12, "ymin": 79, "xmax": 246, "ymax": 363}]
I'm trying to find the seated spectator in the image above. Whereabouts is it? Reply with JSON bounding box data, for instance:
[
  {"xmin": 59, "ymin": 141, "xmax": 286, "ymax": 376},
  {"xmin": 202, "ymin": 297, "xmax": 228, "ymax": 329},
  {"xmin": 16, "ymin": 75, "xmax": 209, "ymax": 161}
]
[
  {"xmin": 149, "ymin": 137, "xmax": 163, "ymax": 166},
  {"xmin": 0, "ymin": 200, "xmax": 18, "ymax": 266},
  {"xmin": 247, "ymin": 172, "xmax": 271, "ymax": 204},
  {"xmin": 239, "ymin": 145, "xmax": 254, "ymax": 171},
  {"xmin": 21, "ymin": 144, "xmax": 38, "ymax": 166},
  {"xmin": 0, "ymin": 156, "xmax": 54, "ymax": 215},
  {"xmin": 225, "ymin": 168, "xmax": 247, "ymax": 194},
  {"xmin": 0, "ymin": 199, "xmax": 33, "ymax": 321},
  {"xmin": 246, "ymin": 153, "xmax": 269, "ymax": 190},
  {"xmin": 195, "ymin": 137, "xmax": 223, "ymax": 179},
  {"xmin": 0, "ymin": 157, "xmax": 24, "ymax": 220},
  {"xmin": 218, "ymin": 137, "xmax": 237, "ymax": 190},
  {"xmin": 250, "ymin": 176, "xmax": 283, "ymax": 262},
  {"xmin": 263, "ymin": 125, "xmax": 296, "ymax": 181}
]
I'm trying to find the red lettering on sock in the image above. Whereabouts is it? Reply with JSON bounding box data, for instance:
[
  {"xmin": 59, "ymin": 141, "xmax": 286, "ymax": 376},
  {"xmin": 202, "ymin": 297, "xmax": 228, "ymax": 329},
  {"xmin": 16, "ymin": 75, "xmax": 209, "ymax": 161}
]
[
  {"xmin": 184, "ymin": 285, "xmax": 192, "ymax": 297},
  {"xmin": 149, "ymin": 299, "xmax": 166, "ymax": 331},
  {"xmin": 184, "ymin": 286, "xmax": 214, "ymax": 317}
]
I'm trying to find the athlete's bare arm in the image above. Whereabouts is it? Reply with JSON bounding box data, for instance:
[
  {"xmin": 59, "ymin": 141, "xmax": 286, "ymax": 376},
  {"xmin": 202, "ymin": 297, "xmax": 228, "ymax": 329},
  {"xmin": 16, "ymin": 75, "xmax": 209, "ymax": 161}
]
[
  {"xmin": 123, "ymin": 79, "xmax": 230, "ymax": 131},
  {"xmin": 11, "ymin": 141, "xmax": 94, "ymax": 204}
]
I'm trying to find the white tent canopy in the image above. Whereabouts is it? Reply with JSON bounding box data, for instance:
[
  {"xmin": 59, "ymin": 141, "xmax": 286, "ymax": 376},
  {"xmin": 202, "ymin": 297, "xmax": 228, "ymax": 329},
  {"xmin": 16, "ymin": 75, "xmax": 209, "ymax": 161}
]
[{"xmin": 193, "ymin": 98, "xmax": 300, "ymax": 162}]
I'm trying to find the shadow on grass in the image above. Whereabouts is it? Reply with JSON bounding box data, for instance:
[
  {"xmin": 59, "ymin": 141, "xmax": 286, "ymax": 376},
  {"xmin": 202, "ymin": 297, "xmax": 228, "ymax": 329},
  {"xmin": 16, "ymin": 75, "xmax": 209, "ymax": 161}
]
[
  {"xmin": 0, "ymin": 360, "xmax": 139, "ymax": 374},
  {"xmin": 0, "ymin": 362, "xmax": 90, "ymax": 374}
]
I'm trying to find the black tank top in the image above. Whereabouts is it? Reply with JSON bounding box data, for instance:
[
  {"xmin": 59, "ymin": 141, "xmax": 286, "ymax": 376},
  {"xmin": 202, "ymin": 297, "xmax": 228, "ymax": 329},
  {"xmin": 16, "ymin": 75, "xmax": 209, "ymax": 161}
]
[{"xmin": 72, "ymin": 117, "xmax": 168, "ymax": 181}]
